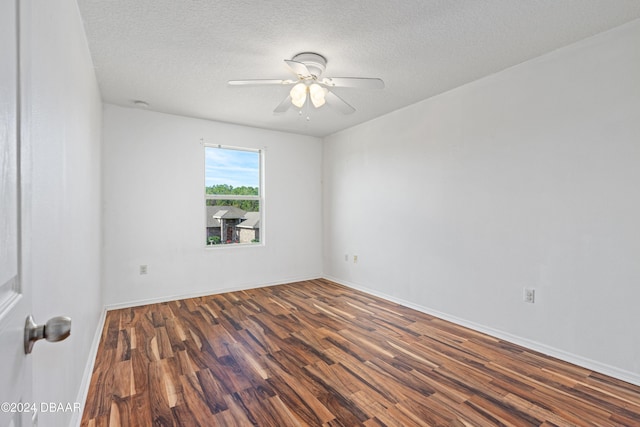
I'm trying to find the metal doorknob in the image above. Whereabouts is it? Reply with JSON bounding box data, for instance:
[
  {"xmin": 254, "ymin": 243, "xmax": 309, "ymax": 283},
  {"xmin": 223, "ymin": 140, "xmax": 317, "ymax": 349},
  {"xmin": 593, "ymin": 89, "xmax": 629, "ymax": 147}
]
[{"xmin": 24, "ymin": 315, "xmax": 71, "ymax": 354}]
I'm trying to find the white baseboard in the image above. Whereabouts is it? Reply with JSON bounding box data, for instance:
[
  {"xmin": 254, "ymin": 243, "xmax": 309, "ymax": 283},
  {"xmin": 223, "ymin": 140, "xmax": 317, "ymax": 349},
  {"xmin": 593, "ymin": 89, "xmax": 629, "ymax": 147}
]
[
  {"xmin": 104, "ymin": 274, "xmax": 322, "ymax": 311},
  {"xmin": 324, "ymin": 275, "xmax": 640, "ymax": 388},
  {"xmin": 69, "ymin": 307, "xmax": 107, "ymax": 427}
]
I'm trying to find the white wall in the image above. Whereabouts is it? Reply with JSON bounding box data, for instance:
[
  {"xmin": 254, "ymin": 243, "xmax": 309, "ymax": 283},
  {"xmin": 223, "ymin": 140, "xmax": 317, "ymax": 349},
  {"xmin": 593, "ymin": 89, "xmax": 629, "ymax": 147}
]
[
  {"xmin": 21, "ymin": 0, "xmax": 103, "ymax": 426},
  {"xmin": 102, "ymin": 105, "xmax": 323, "ymax": 306},
  {"xmin": 324, "ymin": 19, "xmax": 640, "ymax": 383}
]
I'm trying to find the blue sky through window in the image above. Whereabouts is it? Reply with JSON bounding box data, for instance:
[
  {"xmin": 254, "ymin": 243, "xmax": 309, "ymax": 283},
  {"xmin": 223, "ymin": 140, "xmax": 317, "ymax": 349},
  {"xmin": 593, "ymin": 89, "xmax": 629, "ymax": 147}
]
[{"xmin": 205, "ymin": 147, "xmax": 259, "ymax": 188}]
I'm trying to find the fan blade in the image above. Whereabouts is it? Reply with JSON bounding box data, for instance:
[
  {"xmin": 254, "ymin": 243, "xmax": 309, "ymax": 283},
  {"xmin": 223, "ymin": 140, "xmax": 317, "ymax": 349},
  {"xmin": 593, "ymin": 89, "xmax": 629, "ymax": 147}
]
[
  {"xmin": 273, "ymin": 95, "xmax": 292, "ymax": 113},
  {"xmin": 284, "ymin": 60, "xmax": 311, "ymax": 78},
  {"xmin": 228, "ymin": 79, "xmax": 295, "ymax": 86},
  {"xmin": 325, "ymin": 90, "xmax": 355, "ymax": 114},
  {"xmin": 321, "ymin": 77, "xmax": 384, "ymax": 89}
]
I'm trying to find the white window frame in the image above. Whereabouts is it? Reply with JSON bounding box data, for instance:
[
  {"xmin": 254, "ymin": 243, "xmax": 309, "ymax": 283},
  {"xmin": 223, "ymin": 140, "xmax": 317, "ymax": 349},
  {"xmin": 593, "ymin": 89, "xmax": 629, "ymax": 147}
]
[{"xmin": 204, "ymin": 144, "xmax": 264, "ymax": 247}]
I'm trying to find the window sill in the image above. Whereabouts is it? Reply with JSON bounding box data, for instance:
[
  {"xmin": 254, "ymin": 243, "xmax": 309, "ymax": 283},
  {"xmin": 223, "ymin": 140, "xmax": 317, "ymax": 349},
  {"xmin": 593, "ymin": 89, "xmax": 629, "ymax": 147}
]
[{"xmin": 204, "ymin": 242, "xmax": 264, "ymax": 250}]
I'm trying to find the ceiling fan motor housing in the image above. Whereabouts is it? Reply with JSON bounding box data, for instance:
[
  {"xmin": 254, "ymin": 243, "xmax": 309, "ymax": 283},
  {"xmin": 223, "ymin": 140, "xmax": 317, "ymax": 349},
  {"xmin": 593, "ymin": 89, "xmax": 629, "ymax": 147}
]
[{"xmin": 292, "ymin": 52, "xmax": 327, "ymax": 79}]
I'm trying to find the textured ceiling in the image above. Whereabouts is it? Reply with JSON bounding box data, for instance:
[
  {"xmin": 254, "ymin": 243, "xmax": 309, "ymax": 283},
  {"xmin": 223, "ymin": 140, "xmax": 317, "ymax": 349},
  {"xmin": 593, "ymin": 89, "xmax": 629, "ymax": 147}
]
[{"xmin": 77, "ymin": 0, "xmax": 640, "ymax": 138}]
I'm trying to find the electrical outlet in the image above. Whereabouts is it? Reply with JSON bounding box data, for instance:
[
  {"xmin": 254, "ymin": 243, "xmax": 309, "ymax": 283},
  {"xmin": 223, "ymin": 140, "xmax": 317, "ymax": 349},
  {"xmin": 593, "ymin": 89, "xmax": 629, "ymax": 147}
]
[
  {"xmin": 140, "ymin": 265, "xmax": 148, "ymax": 275},
  {"xmin": 523, "ymin": 288, "xmax": 535, "ymax": 303},
  {"xmin": 353, "ymin": 255, "xmax": 358, "ymax": 264},
  {"xmin": 345, "ymin": 254, "xmax": 349, "ymax": 262}
]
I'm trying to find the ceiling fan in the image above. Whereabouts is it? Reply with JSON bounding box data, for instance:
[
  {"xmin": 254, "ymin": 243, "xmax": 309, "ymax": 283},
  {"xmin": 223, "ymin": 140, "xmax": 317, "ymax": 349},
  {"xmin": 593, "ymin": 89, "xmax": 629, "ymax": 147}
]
[{"xmin": 228, "ymin": 52, "xmax": 384, "ymax": 115}]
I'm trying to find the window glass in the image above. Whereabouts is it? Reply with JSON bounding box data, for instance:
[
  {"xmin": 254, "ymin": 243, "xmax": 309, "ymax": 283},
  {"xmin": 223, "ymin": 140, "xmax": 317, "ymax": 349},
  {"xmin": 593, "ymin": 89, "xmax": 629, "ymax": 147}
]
[{"xmin": 205, "ymin": 146, "xmax": 261, "ymax": 246}]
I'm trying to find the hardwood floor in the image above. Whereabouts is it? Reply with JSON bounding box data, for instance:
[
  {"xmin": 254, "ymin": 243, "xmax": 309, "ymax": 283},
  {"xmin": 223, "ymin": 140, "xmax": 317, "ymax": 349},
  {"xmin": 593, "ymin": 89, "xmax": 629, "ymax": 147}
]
[{"xmin": 81, "ymin": 279, "xmax": 640, "ymax": 426}]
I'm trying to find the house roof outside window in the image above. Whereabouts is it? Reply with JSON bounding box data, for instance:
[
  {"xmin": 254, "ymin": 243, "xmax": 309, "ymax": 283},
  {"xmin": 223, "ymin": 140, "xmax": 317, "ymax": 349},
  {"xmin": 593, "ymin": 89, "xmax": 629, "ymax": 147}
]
[
  {"xmin": 237, "ymin": 212, "xmax": 260, "ymax": 229},
  {"xmin": 206, "ymin": 206, "xmax": 259, "ymax": 229}
]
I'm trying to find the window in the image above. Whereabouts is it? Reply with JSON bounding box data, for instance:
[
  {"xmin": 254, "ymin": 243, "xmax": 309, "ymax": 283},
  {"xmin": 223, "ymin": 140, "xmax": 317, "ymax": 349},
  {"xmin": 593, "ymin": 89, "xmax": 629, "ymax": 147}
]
[{"xmin": 204, "ymin": 145, "xmax": 262, "ymax": 246}]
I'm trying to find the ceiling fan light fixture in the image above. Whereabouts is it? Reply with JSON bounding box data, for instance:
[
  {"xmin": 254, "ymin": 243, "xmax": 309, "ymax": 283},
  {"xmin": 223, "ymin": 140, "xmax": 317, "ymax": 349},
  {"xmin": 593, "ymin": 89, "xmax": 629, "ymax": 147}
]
[
  {"xmin": 290, "ymin": 82, "xmax": 307, "ymax": 108},
  {"xmin": 309, "ymin": 83, "xmax": 327, "ymax": 108},
  {"xmin": 229, "ymin": 52, "xmax": 384, "ymax": 115}
]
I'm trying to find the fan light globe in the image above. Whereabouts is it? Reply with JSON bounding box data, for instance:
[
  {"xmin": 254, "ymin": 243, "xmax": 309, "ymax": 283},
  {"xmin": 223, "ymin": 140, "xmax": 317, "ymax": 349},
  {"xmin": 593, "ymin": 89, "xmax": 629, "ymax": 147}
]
[
  {"xmin": 309, "ymin": 83, "xmax": 327, "ymax": 108},
  {"xmin": 290, "ymin": 83, "xmax": 307, "ymax": 108}
]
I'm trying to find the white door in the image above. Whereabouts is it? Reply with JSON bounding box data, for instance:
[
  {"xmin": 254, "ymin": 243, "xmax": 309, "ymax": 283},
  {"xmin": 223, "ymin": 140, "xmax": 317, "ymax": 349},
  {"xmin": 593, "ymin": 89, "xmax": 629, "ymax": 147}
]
[{"xmin": 0, "ymin": 0, "xmax": 33, "ymax": 426}]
